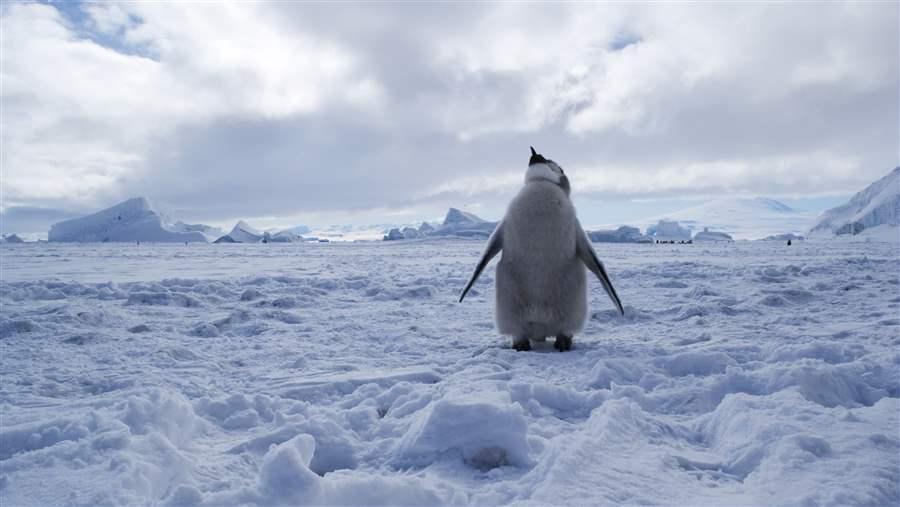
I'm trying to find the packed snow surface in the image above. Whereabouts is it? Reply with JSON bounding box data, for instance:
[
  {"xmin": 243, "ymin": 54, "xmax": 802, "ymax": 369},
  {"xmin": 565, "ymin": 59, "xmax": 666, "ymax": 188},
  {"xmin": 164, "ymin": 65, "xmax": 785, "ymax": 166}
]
[{"xmin": 1, "ymin": 240, "xmax": 898, "ymax": 506}]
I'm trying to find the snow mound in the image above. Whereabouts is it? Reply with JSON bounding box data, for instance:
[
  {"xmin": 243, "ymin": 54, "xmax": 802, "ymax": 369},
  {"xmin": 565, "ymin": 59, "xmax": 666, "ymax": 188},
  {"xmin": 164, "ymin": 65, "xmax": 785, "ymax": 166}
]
[
  {"xmin": 396, "ymin": 393, "xmax": 531, "ymax": 470},
  {"xmin": 810, "ymin": 167, "xmax": 900, "ymax": 239},
  {"xmin": 256, "ymin": 434, "xmax": 322, "ymax": 503},
  {"xmin": 48, "ymin": 198, "xmax": 210, "ymax": 243}
]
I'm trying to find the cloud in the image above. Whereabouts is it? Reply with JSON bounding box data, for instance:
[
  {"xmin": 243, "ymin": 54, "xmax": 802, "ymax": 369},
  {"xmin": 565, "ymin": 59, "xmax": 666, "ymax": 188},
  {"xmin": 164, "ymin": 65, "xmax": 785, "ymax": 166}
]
[
  {"xmin": 0, "ymin": 2, "xmax": 896, "ymax": 232},
  {"xmin": 1, "ymin": 2, "xmax": 380, "ymax": 213}
]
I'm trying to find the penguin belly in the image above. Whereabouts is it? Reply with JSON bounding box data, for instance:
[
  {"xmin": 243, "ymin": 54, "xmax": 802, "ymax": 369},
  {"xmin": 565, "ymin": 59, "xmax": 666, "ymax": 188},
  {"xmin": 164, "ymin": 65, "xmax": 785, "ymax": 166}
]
[
  {"xmin": 493, "ymin": 182, "xmax": 588, "ymax": 339},
  {"xmin": 495, "ymin": 256, "xmax": 587, "ymax": 339}
]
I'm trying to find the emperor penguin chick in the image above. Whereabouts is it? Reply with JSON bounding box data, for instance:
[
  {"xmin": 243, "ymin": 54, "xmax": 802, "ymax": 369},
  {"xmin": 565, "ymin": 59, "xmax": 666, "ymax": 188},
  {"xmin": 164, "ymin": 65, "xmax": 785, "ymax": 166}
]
[{"xmin": 459, "ymin": 147, "xmax": 624, "ymax": 351}]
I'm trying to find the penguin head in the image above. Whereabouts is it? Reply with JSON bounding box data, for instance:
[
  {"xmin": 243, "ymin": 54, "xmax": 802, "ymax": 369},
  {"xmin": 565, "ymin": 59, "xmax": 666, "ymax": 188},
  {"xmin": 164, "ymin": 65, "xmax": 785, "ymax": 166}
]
[{"xmin": 526, "ymin": 146, "xmax": 571, "ymax": 196}]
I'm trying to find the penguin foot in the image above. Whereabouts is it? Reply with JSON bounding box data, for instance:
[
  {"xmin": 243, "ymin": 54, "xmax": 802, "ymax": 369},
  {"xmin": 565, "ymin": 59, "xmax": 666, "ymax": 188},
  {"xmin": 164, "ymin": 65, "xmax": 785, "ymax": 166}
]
[
  {"xmin": 554, "ymin": 335, "xmax": 572, "ymax": 352},
  {"xmin": 513, "ymin": 338, "xmax": 531, "ymax": 351}
]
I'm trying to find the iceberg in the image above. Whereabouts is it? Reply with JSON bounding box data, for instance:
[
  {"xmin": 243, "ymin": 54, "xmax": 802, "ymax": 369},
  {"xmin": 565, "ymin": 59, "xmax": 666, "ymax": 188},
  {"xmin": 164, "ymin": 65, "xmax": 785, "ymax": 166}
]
[
  {"xmin": 587, "ymin": 225, "xmax": 650, "ymax": 243},
  {"xmin": 1, "ymin": 233, "xmax": 25, "ymax": 243},
  {"xmin": 647, "ymin": 220, "xmax": 692, "ymax": 241},
  {"xmin": 383, "ymin": 208, "xmax": 498, "ymax": 241},
  {"xmin": 48, "ymin": 197, "xmax": 210, "ymax": 243},
  {"xmin": 216, "ymin": 221, "xmax": 264, "ymax": 243},
  {"xmin": 693, "ymin": 227, "xmax": 733, "ymax": 242},
  {"xmin": 809, "ymin": 167, "xmax": 899, "ymax": 238}
]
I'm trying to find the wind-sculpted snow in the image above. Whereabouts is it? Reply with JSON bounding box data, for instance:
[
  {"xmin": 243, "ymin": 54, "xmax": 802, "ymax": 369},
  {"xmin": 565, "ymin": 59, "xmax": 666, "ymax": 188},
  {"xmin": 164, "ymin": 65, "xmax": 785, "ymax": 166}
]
[{"xmin": 0, "ymin": 240, "xmax": 898, "ymax": 505}]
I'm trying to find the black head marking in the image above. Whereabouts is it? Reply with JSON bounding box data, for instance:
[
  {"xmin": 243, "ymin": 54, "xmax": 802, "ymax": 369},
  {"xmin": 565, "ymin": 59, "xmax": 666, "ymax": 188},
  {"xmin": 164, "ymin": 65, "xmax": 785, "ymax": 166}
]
[{"xmin": 529, "ymin": 146, "xmax": 548, "ymax": 166}]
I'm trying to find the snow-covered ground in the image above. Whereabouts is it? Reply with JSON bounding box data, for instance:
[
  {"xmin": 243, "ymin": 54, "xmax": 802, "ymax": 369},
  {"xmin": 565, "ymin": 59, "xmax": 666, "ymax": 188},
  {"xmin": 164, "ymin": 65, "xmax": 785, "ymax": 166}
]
[{"xmin": 1, "ymin": 240, "xmax": 898, "ymax": 506}]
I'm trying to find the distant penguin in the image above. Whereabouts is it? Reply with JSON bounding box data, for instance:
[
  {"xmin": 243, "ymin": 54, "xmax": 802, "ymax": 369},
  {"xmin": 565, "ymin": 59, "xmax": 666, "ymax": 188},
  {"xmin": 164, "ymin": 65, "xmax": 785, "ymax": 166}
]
[{"xmin": 459, "ymin": 147, "xmax": 624, "ymax": 351}]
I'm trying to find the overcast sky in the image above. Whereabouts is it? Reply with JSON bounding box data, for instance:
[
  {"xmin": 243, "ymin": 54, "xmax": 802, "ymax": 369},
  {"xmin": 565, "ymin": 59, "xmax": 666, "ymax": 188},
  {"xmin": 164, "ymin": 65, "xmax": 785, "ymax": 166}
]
[{"xmin": 1, "ymin": 1, "xmax": 897, "ymax": 233}]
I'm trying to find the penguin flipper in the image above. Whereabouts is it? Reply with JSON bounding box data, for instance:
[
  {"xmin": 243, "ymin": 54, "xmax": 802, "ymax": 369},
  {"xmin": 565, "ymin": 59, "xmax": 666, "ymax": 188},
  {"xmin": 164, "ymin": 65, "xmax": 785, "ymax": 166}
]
[
  {"xmin": 576, "ymin": 222, "xmax": 625, "ymax": 316},
  {"xmin": 459, "ymin": 223, "xmax": 503, "ymax": 302}
]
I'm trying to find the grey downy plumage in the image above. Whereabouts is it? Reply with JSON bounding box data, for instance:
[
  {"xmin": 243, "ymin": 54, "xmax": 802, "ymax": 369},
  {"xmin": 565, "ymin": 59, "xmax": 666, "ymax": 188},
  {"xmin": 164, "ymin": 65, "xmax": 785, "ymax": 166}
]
[{"xmin": 459, "ymin": 147, "xmax": 624, "ymax": 351}]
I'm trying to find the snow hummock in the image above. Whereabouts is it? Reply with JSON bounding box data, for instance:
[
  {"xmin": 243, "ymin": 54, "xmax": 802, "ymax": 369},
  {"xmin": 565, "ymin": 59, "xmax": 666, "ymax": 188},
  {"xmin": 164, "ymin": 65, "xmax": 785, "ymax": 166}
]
[
  {"xmin": 640, "ymin": 197, "xmax": 817, "ymax": 240},
  {"xmin": 396, "ymin": 392, "xmax": 531, "ymax": 470},
  {"xmin": 48, "ymin": 197, "xmax": 211, "ymax": 243},
  {"xmin": 809, "ymin": 167, "xmax": 900, "ymax": 239}
]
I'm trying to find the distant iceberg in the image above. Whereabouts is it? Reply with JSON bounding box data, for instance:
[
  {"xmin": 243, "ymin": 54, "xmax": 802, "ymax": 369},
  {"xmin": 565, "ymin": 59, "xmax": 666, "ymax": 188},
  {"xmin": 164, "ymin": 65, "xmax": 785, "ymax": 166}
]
[
  {"xmin": 763, "ymin": 233, "xmax": 804, "ymax": 242},
  {"xmin": 647, "ymin": 220, "xmax": 692, "ymax": 241},
  {"xmin": 1, "ymin": 233, "xmax": 25, "ymax": 243},
  {"xmin": 269, "ymin": 230, "xmax": 303, "ymax": 243},
  {"xmin": 693, "ymin": 227, "xmax": 733, "ymax": 242},
  {"xmin": 169, "ymin": 221, "xmax": 224, "ymax": 241},
  {"xmin": 587, "ymin": 225, "xmax": 651, "ymax": 243},
  {"xmin": 384, "ymin": 208, "xmax": 498, "ymax": 241},
  {"xmin": 280, "ymin": 225, "xmax": 311, "ymax": 236},
  {"xmin": 384, "ymin": 228, "xmax": 405, "ymax": 241},
  {"xmin": 219, "ymin": 221, "xmax": 264, "ymax": 243},
  {"xmin": 49, "ymin": 197, "xmax": 211, "ymax": 243},
  {"xmin": 213, "ymin": 235, "xmax": 238, "ymax": 244}
]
